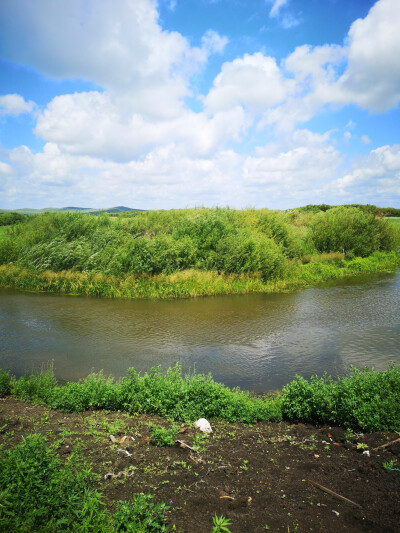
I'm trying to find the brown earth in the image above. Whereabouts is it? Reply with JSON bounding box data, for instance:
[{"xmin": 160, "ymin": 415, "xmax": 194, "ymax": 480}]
[{"xmin": 1, "ymin": 397, "xmax": 399, "ymax": 532}]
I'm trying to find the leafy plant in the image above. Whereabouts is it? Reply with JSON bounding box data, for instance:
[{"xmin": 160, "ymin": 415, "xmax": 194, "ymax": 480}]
[
  {"xmin": 0, "ymin": 433, "xmax": 108, "ymax": 531},
  {"xmin": 113, "ymin": 493, "xmax": 169, "ymax": 532},
  {"xmin": 382, "ymin": 459, "xmax": 397, "ymax": 470},
  {"xmin": 211, "ymin": 513, "xmax": 232, "ymax": 533},
  {"xmin": 149, "ymin": 423, "xmax": 179, "ymax": 447}
]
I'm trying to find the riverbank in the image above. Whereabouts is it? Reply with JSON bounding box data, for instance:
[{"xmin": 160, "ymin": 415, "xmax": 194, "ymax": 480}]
[
  {"xmin": 1, "ymin": 365, "xmax": 399, "ymax": 531},
  {"xmin": 0, "ymin": 251, "xmax": 398, "ymax": 298},
  {"xmin": 1, "ymin": 397, "xmax": 399, "ymax": 532}
]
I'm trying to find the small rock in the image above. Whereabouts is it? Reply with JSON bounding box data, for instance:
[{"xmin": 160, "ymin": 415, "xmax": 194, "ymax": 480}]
[
  {"xmin": 194, "ymin": 418, "xmax": 213, "ymax": 433},
  {"xmin": 109, "ymin": 435, "xmax": 117, "ymax": 443}
]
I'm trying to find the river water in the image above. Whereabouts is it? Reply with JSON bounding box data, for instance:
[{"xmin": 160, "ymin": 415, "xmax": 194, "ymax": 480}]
[{"xmin": 1, "ymin": 271, "xmax": 399, "ymax": 392}]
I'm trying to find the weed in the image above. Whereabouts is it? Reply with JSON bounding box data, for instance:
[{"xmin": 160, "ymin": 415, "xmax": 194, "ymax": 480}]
[
  {"xmin": 113, "ymin": 493, "xmax": 169, "ymax": 532},
  {"xmin": 240, "ymin": 459, "xmax": 249, "ymax": 471},
  {"xmin": 192, "ymin": 432, "xmax": 209, "ymax": 452},
  {"xmin": 150, "ymin": 423, "xmax": 179, "ymax": 447},
  {"xmin": 382, "ymin": 459, "xmax": 397, "ymax": 470},
  {"xmin": 211, "ymin": 513, "xmax": 232, "ymax": 533}
]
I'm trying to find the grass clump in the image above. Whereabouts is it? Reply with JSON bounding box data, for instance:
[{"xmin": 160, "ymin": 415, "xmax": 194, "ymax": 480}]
[
  {"xmin": 113, "ymin": 494, "xmax": 169, "ymax": 532},
  {"xmin": 149, "ymin": 423, "xmax": 179, "ymax": 447}
]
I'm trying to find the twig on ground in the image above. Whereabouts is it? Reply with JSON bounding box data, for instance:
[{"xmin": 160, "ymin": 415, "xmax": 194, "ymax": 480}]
[
  {"xmin": 308, "ymin": 480, "xmax": 362, "ymax": 508},
  {"xmin": 373, "ymin": 438, "xmax": 400, "ymax": 452}
]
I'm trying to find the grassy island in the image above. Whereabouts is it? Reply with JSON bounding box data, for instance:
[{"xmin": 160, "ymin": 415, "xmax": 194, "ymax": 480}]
[{"xmin": 0, "ymin": 205, "xmax": 399, "ymax": 298}]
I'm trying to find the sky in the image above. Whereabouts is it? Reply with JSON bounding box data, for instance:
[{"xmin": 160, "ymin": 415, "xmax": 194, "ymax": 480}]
[{"xmin": 0, "ymin": 0, "xmax": 399, "ymax": 210}]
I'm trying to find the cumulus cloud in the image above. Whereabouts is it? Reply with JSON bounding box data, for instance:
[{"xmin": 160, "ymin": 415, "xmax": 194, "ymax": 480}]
[
  {"xmin": 1, "ymin": 0, "xmax": 400, "ymax": 210},
  {"xmin": 0, "ymin": 94, "xmax": 35, "ymax": 115},
  {"xmin": 337, "ymin": 0, "xmax": 400, "ymax": 111},
  {"xmin": 329, "ymin": 144, "xmax": 400, "ymax": 201},
  {"xmin": 205, "ymin": 53, "xmax": 293, "ymax": 114}
]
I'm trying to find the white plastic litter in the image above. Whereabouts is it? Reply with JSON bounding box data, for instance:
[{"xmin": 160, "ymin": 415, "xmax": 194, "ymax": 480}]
[
  {"xmin": 194, "ymin": 418, "xmax": 213, "ymax": 433},
  {"xmin": 115, "ymin": 449, "xmax": 132, "ymax": 457}
]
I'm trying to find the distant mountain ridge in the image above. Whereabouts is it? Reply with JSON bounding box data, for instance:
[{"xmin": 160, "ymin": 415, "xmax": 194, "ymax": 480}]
[{"xmin": 0, "ymin": 206, "xmax": 143, "ymax": 215}]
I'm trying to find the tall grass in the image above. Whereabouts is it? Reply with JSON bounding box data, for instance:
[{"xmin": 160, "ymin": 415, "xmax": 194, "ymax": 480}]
[
  {"xmin": 1, "ymin": 363, "xmax": 400, "ymax": 432},
  {"xmin": 0, "ymin": 251, "xmax": 398, "ymax": 299}
]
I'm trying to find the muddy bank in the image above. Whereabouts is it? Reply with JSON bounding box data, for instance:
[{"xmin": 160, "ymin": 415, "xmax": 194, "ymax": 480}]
[{"xmin": 1, "ymin": 398, "xmax": 399, "ymax": 532}]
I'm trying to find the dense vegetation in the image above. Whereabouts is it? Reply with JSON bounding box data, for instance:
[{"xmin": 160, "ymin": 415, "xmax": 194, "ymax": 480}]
[
  {"xmin": 0, "ymin": 205, "xmax": 398, "ymax": 298},
  {"xmin": 0, "ymin": 433, "xmax": 169, "ymax": 532},
  {"xmin": 0, "ymin": 211, "xmax": 25, "ymax": 226},
  {"xmin": 1, "ymin": 363, "xmax": 399, "ymax": 433}
]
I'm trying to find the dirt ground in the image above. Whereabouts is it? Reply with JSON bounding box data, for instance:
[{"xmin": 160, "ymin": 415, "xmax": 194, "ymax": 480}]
[{"xmin": 1, "ymin": 398, "xmax": 399, "ymax": 532}]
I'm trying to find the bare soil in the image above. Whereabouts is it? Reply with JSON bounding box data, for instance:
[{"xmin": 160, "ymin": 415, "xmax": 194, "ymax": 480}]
[{"xmin": 1, "ymin": 398, "xmax": 399, "ymax": 532}]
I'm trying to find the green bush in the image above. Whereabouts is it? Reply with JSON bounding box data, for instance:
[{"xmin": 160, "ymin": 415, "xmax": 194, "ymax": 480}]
[
  {"xmin": 0, "ymin": 434, "xmax": 169, "ymax": 532},
  {"xmin": 0, "ymin": 212, "xmax": 25, "ymax": 226},
  {"xmin": 309, "ymin": 206, "xmax": 396, "ymax": 257},
  {"xmin": 282, "ymin": 365, "xmax": 400, "ymax": 431},
  {"xmin": 216, "ymin": 230, "xmax": 285, "ymax": 279},
  {"xmin": 0, "ymin": 433, "xmax": 108, "ymax": 532}
]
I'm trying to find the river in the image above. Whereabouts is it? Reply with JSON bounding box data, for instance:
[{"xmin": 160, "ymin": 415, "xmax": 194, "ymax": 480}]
[{"xmin": 1, "ymin": 271, "xmax": 399, "ymax": 392}]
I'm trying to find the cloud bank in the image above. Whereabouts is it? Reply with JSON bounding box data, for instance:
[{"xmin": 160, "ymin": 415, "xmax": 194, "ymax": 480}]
[{"xmin": 0, "ymin": 0, "xmax": 399, "ymax": 209}]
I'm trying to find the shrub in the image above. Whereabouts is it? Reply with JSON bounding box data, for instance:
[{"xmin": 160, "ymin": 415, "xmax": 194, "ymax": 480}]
[
  {"xmin": 282, "ymin": 365, "xmax": 400, "ymax": 432},
  {"xmin": 0, "ymin": 433, "xmax": 109, "ymax": 532},
  {"xmin": 216, "ymin": 230, "xmax": 285, "ymax": 279},
  {"xmin": 309, "ymin": 206, "xmax": 396, "ymax": 257}
]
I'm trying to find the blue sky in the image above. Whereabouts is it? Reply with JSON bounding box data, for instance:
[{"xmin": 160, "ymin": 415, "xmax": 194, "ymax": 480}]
[{"xmin": 0, "ymin": 0, "xmax": 399, "ymax": 210}]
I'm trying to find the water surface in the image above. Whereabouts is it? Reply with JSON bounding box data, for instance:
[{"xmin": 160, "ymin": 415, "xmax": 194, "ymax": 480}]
[{"xmin": 1, "ymin": 271, "xmax": 399, "ymax": 391}]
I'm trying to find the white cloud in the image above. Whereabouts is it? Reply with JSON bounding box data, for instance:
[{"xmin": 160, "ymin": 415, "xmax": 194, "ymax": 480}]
[
  {"xmin": 268, "ymin": 0, "xmax": 289, "ymax": 18},
  {"xmin": 205, "ymin": 53, "xmax": 293, "ymax": 114},
  {"xmin": 1, "ymin": 0, "xmax": 400, "ymax": 210},
  {"xmin": 337, "ymin": 0, "xmax": 400, "ymax": 111},
  {"xmin": 0, "ymin": 94, "xmax": 35, "ymax": 115},
  {"xmin": 361, "ymin": 135, "xmax": 371, "ymax": 144},
  {"xmin": 330, "ymin": 144, "xmax": 400, "ymax": 201},
  {"xmin": 0, "ymin": 160, "xmax": 13, "ymax": 177}
]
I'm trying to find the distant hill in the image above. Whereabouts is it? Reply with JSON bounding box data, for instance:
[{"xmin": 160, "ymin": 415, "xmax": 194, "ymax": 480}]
[{"xmin": 0, "ymin": 206, "xmax": 143, "ymax": 215}]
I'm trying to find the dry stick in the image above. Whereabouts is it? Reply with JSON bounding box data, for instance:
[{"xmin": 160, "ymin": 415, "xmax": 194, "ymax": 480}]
[
  {"xmin": 373, "ymin": 438, "xmax": 400, "ymax": 452},
  {"xmin": 308, "ymin": 480, "xmax": 362, "ymax": 508},
  {"xmin": 175, "ymin": 439, "xmax": 196, "ymax": 452}
]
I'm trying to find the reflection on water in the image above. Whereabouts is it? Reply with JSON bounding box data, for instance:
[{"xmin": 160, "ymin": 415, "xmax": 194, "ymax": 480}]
[{"xmin": 0, "ymin": 271, "xmax": 399, "ymax": 391}]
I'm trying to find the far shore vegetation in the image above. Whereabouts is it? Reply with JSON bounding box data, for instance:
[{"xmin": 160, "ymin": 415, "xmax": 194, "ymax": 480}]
[{"xmin": 0, "ymin": 204, "xmax": 399, "ymax": 299}]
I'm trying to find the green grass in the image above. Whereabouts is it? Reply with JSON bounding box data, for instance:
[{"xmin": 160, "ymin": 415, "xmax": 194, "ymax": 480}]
[{"xmin": 0, "ymin": 251, "xmax": 398, "ymax": 299}]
